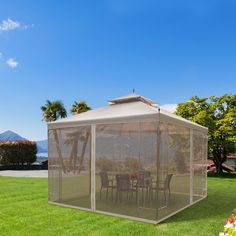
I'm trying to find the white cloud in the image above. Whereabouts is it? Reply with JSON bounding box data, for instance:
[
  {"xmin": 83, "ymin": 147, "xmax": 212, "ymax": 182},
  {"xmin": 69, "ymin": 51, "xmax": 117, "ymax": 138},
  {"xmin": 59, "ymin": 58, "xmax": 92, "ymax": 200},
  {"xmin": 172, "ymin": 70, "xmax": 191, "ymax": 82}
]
[
  {"xmin": 0, "ymin": 18, "xmax": 27, "ymax": 32},
  {"xmin": 160, "ymin": 104, "xmax": 177, "ymax": 113},
  {"xmin": 0, "ymin": 51, "xmax": 2, "ymax": 59},
  {"xmin": 6, "ymin": 58, "xmax": 19, "ymax": 68}
]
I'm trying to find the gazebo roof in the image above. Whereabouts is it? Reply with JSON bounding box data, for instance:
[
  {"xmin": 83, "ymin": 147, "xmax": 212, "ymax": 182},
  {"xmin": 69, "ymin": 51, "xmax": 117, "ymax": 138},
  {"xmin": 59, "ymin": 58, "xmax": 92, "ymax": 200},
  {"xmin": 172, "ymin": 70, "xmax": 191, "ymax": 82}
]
[
  {"xmin": 108, "ymin": 93, "xmax": 158, "ymax": 106},
  {"xmin": 48, "ymin": 93, "xmax": 208, "ymax": 132}
]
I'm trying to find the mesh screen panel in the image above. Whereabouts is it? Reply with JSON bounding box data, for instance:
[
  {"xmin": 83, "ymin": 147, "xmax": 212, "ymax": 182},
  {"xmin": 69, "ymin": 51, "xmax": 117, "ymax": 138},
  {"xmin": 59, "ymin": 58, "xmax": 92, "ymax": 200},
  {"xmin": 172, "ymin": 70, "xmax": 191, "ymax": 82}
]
[
  {"xmin": 193, "ymin": 130, "xmax": 207, "ymax": 201},
  {"xmin": 95, "ymin": 122, "xmax": 158, "ymax": 220},
  {"xmin": 48, "ymin": 126, "xmax": 91, "ymax": 209},
  {"xmin": 158, "ymin": 122, "xmax": 190, "ymax": 220},
  {"xmin": 48, "ymin": 130, "xmax": 60, "ymax": 202}
]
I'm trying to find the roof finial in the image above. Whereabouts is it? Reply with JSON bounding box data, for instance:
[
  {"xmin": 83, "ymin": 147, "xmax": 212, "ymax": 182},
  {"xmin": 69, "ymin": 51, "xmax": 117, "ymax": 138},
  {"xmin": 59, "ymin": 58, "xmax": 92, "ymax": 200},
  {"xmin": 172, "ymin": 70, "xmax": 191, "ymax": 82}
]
[{"xmin": 132, "ymin": 89, "xmax": 135, "ymax": 94}]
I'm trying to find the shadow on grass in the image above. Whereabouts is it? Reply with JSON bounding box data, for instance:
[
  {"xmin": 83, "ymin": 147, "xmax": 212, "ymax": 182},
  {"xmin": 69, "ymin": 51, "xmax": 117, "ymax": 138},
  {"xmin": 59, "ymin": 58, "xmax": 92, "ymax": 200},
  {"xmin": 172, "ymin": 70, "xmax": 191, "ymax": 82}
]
[{"xmin": 207, "ymin": 172, "xmax": 236, "ymax": 179}]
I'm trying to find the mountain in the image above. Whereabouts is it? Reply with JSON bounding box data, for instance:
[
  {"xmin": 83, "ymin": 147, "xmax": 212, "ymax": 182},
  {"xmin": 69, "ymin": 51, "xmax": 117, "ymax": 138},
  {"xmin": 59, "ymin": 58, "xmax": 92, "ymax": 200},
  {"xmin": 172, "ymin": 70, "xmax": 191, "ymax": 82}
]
[
  {"xmin": 0, "ymin": 130, "xmax": 26, "ymax": 141},
  {"xmin": 36, "ymin": 139, "xmax": 48, "ymax": 153},
  {"xmin": 0, "ymin": 130, "xmax": 47, "ymax": 153}
]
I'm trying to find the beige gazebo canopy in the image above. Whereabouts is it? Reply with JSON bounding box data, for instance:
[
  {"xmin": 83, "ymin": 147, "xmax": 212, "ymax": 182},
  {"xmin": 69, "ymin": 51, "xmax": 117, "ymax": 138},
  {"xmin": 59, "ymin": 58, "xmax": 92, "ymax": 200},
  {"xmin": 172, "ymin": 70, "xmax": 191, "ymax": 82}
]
[{"xmin": 49, "ymin": 93, "xmax": 207, "ymax": 133}]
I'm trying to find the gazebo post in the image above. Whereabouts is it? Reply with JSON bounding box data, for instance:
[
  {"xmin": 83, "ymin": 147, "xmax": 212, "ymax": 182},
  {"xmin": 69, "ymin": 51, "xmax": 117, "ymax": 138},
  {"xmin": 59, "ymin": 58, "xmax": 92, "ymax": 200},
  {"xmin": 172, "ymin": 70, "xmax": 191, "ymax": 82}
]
[
  {"xmin": 155, "ymin": 108, "xmax": 161, "ymax": 220},
  {"xmin": 91, "ymin": 124, "xmax": 96, "ymax": 211},
  {"xmin": 205, "ymin": 134, "xmax": 208, "ymax": 197},
  {"xmin": 190, "ymin": 129, "xmax": 193, "ymax": 204}
]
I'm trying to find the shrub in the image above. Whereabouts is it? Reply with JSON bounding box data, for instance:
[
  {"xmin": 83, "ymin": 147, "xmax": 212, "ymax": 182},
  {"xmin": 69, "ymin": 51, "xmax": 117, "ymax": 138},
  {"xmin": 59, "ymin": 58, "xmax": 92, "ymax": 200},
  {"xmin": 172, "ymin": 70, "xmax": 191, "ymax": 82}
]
[
  {"xmin": 0, "ymin": 141, "xmax": 37, "ymax": 165},
  {"xmin": 123, "ymin": 158, "xmax": 142, "ymax": 172},
  {"xmin": 96, "ymin": 156, "xmax": 113, "ymax": 171},
  {"xmin": 96, "ymin": 156, "xmax": 143, "ymax": 173}
]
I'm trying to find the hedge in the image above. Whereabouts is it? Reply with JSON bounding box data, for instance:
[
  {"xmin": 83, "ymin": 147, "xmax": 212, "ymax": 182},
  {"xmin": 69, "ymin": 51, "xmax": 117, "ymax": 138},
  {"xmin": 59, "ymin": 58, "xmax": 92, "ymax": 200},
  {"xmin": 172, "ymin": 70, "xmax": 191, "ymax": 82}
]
[{"xmin": 0, "ymin": 141, "xmax": 37, "ymax": 165}]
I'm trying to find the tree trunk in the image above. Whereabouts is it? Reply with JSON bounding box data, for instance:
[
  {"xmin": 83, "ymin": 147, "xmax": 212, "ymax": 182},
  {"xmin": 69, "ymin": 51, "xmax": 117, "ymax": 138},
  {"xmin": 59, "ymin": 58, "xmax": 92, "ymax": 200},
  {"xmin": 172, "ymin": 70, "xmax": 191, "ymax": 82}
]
[
  {"xmin": 68, "ymin": 133, "xmax": 80, "ymax": 173},
  {"xmin": 53, "ymin": 130, "xmax": 66, "ymax": 173},
  {"xmin": 77, "ymin": 132, "xmax": 90, "ymax": 174},
  {"xmin": 213, "ymin": 149, "xmax": 228, "ymax": 176},
  {"xmin": 215, "ymin": 161, "xmax": 223, "ymax": 176}
]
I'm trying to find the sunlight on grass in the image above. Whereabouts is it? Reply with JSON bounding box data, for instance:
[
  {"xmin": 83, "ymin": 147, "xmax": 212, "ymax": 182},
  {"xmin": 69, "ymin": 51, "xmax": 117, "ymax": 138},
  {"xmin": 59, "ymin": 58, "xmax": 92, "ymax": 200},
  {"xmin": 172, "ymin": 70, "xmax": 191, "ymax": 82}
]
[{"xmin": 0, "ymin": 175, "xmax": 235, "ymax": 236}]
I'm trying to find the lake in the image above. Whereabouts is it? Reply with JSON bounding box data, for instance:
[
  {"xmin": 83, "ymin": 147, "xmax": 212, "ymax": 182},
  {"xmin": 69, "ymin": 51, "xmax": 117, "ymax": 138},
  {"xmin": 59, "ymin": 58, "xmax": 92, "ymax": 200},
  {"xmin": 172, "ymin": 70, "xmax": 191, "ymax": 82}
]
[
  {"xmin": 37, "ymin": 152, "xmax": 48, "ymax": 158},
  {"xmin": 36, "ymin": 152, "xmax": 48, "ymax": 163}
]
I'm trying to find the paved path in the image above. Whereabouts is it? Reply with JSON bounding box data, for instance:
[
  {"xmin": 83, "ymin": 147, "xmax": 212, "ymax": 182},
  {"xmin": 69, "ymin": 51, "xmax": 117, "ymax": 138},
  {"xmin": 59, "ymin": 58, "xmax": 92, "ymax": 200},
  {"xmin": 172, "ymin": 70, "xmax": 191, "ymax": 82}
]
[{"xmin": 0, "ymin": 170, "xmax": 48, "ymax": 178}]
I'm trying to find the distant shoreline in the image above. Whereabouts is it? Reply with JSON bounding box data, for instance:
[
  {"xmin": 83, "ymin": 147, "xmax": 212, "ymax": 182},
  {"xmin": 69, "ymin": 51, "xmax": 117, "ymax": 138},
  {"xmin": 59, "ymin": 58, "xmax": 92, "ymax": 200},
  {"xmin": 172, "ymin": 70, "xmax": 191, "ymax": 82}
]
[{"xmin": 36, "ymin": 152, "xmax": 48, "ymax": 163}]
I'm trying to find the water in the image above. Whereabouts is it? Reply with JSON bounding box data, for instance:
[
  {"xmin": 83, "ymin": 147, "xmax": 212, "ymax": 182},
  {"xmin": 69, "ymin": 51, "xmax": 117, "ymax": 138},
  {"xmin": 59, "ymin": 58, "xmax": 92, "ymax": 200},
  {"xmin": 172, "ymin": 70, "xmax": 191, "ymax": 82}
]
[
  {"xmin": 36, "ymin": 152, "xmax": 48, "ymax": 163},
  {"xmin": 225, "ymin": 159, "xmax": 236, "ymax": 165},
  {"xmin": 37, "ymin": 152, "xmax": 48, "ymax": 158}
]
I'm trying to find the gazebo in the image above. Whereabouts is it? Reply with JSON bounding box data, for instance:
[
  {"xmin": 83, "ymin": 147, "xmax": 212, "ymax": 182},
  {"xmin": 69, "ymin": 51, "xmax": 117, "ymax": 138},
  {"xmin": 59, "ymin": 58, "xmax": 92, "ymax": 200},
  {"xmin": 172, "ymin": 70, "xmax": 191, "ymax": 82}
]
[{"xmin": 48, "ymin": 93, "xmax": 208, "ymax": 223}]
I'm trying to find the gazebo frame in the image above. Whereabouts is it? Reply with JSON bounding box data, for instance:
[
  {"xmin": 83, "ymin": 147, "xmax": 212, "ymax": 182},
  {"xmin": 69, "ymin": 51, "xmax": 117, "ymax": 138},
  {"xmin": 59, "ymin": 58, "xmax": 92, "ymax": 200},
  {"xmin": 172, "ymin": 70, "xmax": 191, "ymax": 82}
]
[{"xmin": 48, "ymin": 94, "xmax": 208, "ymax": 224}]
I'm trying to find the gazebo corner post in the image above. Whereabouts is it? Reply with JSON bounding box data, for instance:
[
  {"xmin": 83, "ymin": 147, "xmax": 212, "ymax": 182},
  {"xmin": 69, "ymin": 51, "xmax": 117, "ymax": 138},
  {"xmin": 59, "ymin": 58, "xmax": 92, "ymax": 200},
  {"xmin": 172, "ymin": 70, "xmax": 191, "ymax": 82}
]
[
  {"xmin": 137, "ymin": 122, "xmax": 141, "ymax": 208},
  {"xmin": 190, "ymin": 129, "xmax": 193, "ymax": 204},
  {"xmin": 205, "ymin": 133, "xmax": 208, "ymax": 197},
  {"xmin": 47, "ymin": 128, "xmax": 50, "ymax": 201},
  {"xmin": 91, "ymin": 124, "xmax": 96, "ymax": 211},
  {"xmin": 155, "ymin": 108, "xmax": 161, "ymax": 220}
]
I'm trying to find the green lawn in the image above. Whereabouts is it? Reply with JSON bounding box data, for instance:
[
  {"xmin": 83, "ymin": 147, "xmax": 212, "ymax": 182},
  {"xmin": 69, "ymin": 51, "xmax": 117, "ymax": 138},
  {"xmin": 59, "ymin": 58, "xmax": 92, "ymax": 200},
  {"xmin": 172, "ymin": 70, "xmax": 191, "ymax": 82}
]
[{"xmin": 0, "ymin": 174, "xmax": 235, "ymax": 236}]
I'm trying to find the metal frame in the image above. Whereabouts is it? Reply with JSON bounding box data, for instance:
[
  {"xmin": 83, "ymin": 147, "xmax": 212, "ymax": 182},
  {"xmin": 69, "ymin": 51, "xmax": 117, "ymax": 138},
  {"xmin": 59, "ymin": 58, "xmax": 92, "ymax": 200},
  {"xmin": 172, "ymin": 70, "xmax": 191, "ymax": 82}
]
[
  {"xmin": 205, "ymin": 134, "xmax": 208, "ymax": 197},
  {"xmin": 91, "ymin": 125, "xmax": 96, "ymax": 211},
  {"xmin": 155, "ymin": 109, "xmax": 161, "ymax": 219},
  {"xmin": 47, "ymin": 129, "xmax": 50, "ymax": 201},
  {"xmin": 190, "ymin": 129, "xmax": 193, "ymax": 204}
]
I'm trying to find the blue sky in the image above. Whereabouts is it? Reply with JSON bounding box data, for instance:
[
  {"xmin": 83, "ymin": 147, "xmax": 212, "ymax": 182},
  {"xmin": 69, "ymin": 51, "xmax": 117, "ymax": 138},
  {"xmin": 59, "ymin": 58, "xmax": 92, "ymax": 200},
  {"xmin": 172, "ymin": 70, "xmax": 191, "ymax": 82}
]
[{"xmin": 0, "ymin": 1, "xmax": 236, "ymax": 141}]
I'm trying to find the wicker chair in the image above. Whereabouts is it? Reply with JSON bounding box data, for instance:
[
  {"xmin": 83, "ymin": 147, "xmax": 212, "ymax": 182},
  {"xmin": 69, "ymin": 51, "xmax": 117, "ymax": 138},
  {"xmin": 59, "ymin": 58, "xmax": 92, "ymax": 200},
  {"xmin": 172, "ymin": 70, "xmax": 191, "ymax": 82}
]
[
  {"xmin": 150, "ymin": 174, "xmax": 173, "ymax": 204},
  {"xmin": 115, "ymin": 174, "xmax": 137, "ymax": 202},
  {"xmin": 133, "ymin": 170, "xmax": 151, "ymax": 203},
  {"xmin": 99, "ymin": 171, "xmax": 116, "ymax": 200}
]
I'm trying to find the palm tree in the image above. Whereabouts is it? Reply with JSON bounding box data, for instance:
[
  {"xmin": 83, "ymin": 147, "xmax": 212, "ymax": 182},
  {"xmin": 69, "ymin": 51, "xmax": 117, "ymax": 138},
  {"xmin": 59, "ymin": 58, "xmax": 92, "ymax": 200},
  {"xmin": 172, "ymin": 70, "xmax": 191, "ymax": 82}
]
[
  {"xmin": 69, "ymin": 101, "xmax": 91, "ymax": 172},
  {"xmin": 41, "ymin": 100, "xmax": 67, "ymax": 172},
  {"xmin": 70, "ymin": 101, "xmax": 91, "ymax": 115},
  {"xmin": 41, "ymin": 100, "xmax": 67, "ymax": 122}
]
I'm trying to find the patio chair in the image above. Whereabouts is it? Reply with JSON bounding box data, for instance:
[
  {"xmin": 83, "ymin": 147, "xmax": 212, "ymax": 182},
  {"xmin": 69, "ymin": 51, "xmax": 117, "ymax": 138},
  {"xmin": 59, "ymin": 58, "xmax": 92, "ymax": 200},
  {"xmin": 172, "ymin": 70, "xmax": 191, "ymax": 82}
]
[
  {"xmin": 116, "ymin": 174, "xmax": 137, "ymax": 203},
  {"xmin": 133, "ymin": 170, "xmax": 151, "ymax": 203},
  {"xmin": 99, "ymin": 171, "xmax": 116, "ymax": 200},
  {"xmin": 150, "ymin": 174, "xmax": 173, "ymax": 204}
]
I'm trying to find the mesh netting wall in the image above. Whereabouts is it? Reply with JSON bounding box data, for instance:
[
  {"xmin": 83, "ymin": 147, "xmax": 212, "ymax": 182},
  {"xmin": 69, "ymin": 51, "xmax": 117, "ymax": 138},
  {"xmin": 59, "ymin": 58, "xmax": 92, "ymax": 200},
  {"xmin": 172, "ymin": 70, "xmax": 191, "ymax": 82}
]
[
  {"xmin": 48, "ymin": 120, "xmax": 207, "ymax": 222},
  {"xmin": 95, "ymin": 122, "xmax": 158, "ymax": 220},
  {"xmin": 48, "ymin": 126, "xmax": 91, "ymax": 209},
  {"xmin": 158, "ymin": 122, "xmax": 190, "ymax": 219},
  {"xmin": 193, "ymin": 129, "xmax": 207, "ymax": 201}
]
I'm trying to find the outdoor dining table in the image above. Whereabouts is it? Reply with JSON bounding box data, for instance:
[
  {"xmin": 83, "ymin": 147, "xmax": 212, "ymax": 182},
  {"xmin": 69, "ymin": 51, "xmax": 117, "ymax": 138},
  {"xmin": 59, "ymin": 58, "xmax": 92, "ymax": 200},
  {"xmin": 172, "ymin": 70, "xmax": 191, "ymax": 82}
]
[{"xmin": 111, "ymin": 173, "xmax": 153, "ymax": 204}]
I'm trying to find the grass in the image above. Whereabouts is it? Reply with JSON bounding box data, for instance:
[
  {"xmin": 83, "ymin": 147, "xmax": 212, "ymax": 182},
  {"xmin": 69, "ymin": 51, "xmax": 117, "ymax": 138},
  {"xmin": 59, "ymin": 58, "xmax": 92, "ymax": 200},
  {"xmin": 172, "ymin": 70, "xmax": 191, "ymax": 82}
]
[
  {"xmin": 59, "ymin": 174, "xmax": 192, "ymax": 220},
  {"xmin": 0, "ymin": 174, "xmax": 235, "ymax": 236}
]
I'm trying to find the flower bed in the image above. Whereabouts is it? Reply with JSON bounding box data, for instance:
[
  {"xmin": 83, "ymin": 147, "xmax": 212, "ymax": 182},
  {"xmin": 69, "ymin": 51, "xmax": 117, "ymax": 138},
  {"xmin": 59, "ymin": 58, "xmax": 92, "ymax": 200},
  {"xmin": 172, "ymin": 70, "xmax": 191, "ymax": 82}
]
[{"xmin": 220, "ymin": 209, "xmax": 236, "ymax": 236}]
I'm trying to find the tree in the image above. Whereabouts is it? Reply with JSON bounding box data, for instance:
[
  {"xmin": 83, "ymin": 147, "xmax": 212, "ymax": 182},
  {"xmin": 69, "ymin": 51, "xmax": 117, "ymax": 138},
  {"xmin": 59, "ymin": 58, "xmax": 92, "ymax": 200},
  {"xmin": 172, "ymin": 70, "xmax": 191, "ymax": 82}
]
[
  {"xmin": 70, "ymin": 101, "xmax": 91, "ymax": 115},
  {"xmin": 41, "ymin": 100, "xmax": 67, "ymax": 172},
  {"xmin": 68, "ymin": 100, "xmax": 91, "ymax": 173},
  {"xmin": 176, "ymin": 94, "xmax": 236, "ymax": 175},
  {"xmin": 41, "ymin": 100, "xmax": 67, "ymax": 122}
]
